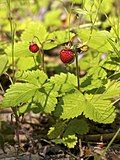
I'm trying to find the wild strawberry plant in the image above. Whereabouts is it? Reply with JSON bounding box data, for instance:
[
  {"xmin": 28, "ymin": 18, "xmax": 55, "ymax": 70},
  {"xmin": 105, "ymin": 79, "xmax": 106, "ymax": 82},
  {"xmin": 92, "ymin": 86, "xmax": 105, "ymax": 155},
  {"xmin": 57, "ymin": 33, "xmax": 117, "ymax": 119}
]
[{"xmin": 0, "ymin": 0, "xmax": 120, "ymax": 148}]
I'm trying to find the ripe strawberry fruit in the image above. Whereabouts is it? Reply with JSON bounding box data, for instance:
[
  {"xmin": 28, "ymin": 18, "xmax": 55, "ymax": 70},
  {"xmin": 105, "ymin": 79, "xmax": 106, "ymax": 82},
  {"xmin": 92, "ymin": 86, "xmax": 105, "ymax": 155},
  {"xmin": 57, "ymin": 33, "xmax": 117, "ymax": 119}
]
[
  {"xmin": 29, "ymin": 43, "xmax": 39, "ymax": 53},
  {"xmin": 60, "ymin": 49, "xmax": 75, "ymax": 64}
]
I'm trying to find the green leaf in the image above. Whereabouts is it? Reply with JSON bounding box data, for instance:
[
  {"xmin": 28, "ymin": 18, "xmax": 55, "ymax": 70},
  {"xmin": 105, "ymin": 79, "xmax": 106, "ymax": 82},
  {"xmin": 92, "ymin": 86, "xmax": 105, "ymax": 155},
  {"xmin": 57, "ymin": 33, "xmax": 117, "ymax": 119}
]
[
  {"xmin": 16, "ymin": 70, "xmax": 48, "ymax": 86},
  {"xmin": 84, "ymin": 94, "xmax": 116, "ymax": 123},
  {"xmin": 83, "ymin": 0, "xmax": 113, "ymax": 14},
  {"xmin": 43, "ymin": 30, "xmax": 75, "ymax": 50},
  {"xmin": 21, "ymin": 22, "xmax": 48, "ymax": 44},
  {"xmin": 2, "ymin": 83, "xmax": 38, "ymax": 108},
  {"xmin": 103, "ymin": 80, "xmax": 120, "ymax": 99},
  {"xmin": 74, "ymin": 8, "xmax": 88, "ymax": 15},
  {"xmin": 48, "ymin": 121, "xmax": 66, "ymax": 139},
  {"xmin": 61, "ymin": 91, "xmax": 86, "ymax": 119},
  {"xmin": 88, "ymin": 66, "xmax": 107, "ymax": 78},
  {"xmin": 104, "ymin": 60, "xmax": 120, "ymax": 71},
  {"xmin": 70, "ymin": 0, "xmax": 82, "ymax": 4},
  {"xmin": 17, "ymin": 56, "xmax": 38, "ymax": 71},
  {"xmin": 5, "ymin": 42, "xmax": 33, "ymax": 57},
  {"xmin": 77, "ymin": 29, "xmax": 111, "ymax": 52},
  {"xmin": 18, "ymin": 105, "xmax": 28, "ymax": 115},
  {"xmin": 80, "ymin": 75, "xmax": 103, "ymax": 92},
  {"xmin": 0, "ymin": 54, "xmax": 8, "ymax": 74},
  {"xmin": 62, "ymin": 135, "xmax": 77, "ymax": 148},
  {"xmin": 95, "ymin": 0, "xmax": 113, "ymax": 13},
  {"xmin": 107, "ymin": 39, "xmax": 120, "ymax": 58},
  {"xmin": 5, "ymin": 42, "xmax": 40, "ymax": 69},
  {"xmin": 44, "ymin": 9, "xmax": 61, "ymax": 27},
  {"xmin": 110, "ymin": 23, "xmax": 120, "ymax": 39},
  {"xmin": 63, "ymin": 119, "xmax": 89, "ymax": 136},
  {"xmin": 50, "ymin": 72, "xmax": 77, "ymax": 93},
  {"xmin": 33, "ymin": 84, "xmax": 58, "ymax": 113}
]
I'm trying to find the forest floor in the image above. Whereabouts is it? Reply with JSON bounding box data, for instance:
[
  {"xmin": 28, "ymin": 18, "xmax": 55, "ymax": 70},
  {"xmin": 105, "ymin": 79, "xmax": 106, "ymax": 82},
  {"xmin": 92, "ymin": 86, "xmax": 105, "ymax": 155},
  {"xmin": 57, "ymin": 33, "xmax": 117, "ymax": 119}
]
[{"xmin": 0, "ymin": 107, "xmax": 120, "ymax": 160}]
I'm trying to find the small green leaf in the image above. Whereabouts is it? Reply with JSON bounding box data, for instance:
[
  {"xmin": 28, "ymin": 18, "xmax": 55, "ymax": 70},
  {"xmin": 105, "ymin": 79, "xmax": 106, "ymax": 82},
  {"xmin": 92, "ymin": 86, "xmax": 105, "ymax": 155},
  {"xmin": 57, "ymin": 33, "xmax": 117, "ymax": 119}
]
[
  {"xmin": 48, "ymin": 121, "xmax": 66, "ymax": 139},
  {"xmin": 75, "ymin": 8, "xmax": 88, "ymax": 15},
  {"xmin": 103, "ymin": 80, "xmax": 120, "ymax": 99},
  {"xmin": 80, "ymin": 75, "xmax": 103, "ymax": 91},
  {"xmin": 107, "ymin": 38, "xmax": 120, "ymax": 57},
  {"xmin": 62, "ymin": 135, "xmax": 77, "ymax": 148},
  {"xmin": 0, "ymin": 54, "xmax": 8, "ymax": 74},
  {"xmin": 5, "ymin": 42, "xmax": 32, "ymax": 57},
  {"xmin": 77, "ymin": 29, "xmax": 111, "ymax": 52},
  {"xmin": 18, "ymin": 105, "xmax": 28, "ymax": 115},
  {"xmin": 17, "ymin": 56, "xmax": 38, "ymax": 71},
  {"xmin": 2, "ymin": 83, "xmax": 38, "ymax": 108},
  {"xmin": 43, "ymin": 30, "xmax": 75, "ymax": 50},
  {"xmin": 70, "ymin": 0, "xmax": 82, "ymax": 4},
  {"xmin": 21, "ymin": 22, "xmax": 48, "ymax": 44},
  {"xmin": 61, "ymin": 91, "xmax": 86, "ymax": 119},
  {"xmin": 16, "ymin": 70, "xmax": 48, "ymax": 86},
  {"xmin": 84, "ymin": 94, "xmax": 116, "ymax": 123},
  {"xmin": 104, "ymin": 60, "xmax": 120, "ymax": 71},
  {"xmin": 44, "ymin": 9, "xmax": 61, "ymax": 27},
  {"xmin": 33, "ymin": 84, "xmax": 58, "ymax": 113},
  {"xmin": 50, "ymin": 72, "xmax": 77, "ymax": 92}
]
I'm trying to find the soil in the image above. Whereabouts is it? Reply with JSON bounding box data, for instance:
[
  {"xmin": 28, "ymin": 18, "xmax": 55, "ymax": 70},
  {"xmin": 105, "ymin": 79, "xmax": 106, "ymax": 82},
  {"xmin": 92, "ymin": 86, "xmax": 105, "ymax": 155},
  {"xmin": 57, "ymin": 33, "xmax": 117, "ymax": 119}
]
[{"xmin": 0, "ymin": 108, "xmax": 120, "ymax": 160}]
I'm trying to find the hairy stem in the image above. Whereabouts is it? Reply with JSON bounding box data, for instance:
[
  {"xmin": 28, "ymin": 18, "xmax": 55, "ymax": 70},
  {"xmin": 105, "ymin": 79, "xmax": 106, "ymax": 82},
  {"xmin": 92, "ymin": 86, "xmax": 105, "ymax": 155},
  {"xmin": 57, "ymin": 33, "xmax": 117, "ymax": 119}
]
[
  {"xmin": 33, "ymin": 36, "xmax": 45, "ymax": 72},
  {"xmin": 41, "ymin": 47, "xmax": 45, "ymax": 72},
  {"xmin": 101, "ymin": 128, "xmax": 120, "ymax": 158},
  {"xmin": 6, "ymin": 0, "xmax": 15, "ymax": 82},
  {"xmin": 6, "ymin": 0, "xmax": 20, "ymax": 149},
  {"xmin": 75, "ymin": 52, "xmax": 80, "ymax": 90}
]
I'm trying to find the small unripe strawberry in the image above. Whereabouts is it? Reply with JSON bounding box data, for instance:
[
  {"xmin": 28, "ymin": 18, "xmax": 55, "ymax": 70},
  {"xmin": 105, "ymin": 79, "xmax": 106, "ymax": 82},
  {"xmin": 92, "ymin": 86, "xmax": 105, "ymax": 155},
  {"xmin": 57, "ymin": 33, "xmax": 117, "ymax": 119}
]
[
  {"xmin": 60, "ymin": 49, "xmax": 75, "ymax": 64},
  {"xmin": 29, "ymin": 43, "xmax": 39, "ymax": 53}
]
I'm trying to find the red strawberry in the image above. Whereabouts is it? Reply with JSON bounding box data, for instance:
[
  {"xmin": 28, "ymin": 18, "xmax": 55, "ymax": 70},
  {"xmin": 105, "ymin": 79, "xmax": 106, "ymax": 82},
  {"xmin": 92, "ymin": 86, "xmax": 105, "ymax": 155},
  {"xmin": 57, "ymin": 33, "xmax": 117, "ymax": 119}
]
[
  {"xmin": 60, "ymin": 49, "xmax": 75, "ymax": 64},
  {"xmin": 29, "ymin": 43, "xmax": 39, "ymax": 53}
]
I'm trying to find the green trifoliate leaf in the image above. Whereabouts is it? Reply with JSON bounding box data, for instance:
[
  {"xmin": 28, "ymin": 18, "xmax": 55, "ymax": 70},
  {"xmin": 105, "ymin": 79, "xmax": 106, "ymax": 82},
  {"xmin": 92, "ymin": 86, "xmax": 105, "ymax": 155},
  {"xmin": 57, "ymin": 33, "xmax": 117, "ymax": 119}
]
[
  {"xmin": 84, "ymin": 94, "xmax": 116, "ymax": 123},
  {"xmin": 2, "ymin": 83, "xmax": 38, "ymax": 108},
  {"xmin": 61, "ymin": 91, "xmax": 86, "ymax": 119},
  {"xmin": 16, "ymin": 70, "xmax": 48, "ymax": 86}
]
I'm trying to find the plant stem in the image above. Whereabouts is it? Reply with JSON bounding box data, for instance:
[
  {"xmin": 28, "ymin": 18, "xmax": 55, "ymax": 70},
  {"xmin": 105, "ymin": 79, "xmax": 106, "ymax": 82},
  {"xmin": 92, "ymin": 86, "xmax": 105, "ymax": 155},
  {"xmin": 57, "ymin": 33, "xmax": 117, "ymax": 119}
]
[
  {"xmin": 41, "ymin": 47, "xmax": 45, "ymax": 72},
  {"xmin": 7, "ymin": 0, "xmax": 15, "ymax": 82},
  {"xmin": 68, "ymin": 3, "xmax": 73, "ymax": 42},
  {"xmin": 6, "ymin": 0, "xmax": 20, "ymax": 149},
  {"xmin": 101, "ymin": 127, "xmax": 120, "ymax": 158},
  {"xmin": 33, "ymin": 36, "xmax": 45, "ymax": 72},
  {"xmin": 75, "ymin": 52, "xmax": 80, "ymax": 91}
]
